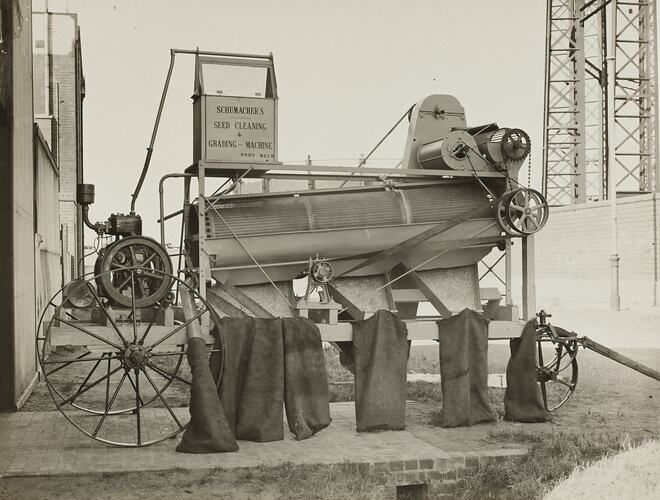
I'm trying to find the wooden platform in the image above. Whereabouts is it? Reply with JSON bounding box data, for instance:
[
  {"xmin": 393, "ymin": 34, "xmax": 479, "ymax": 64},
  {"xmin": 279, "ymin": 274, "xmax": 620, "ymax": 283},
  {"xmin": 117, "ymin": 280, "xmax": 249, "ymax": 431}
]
[{"xmin": 46, "ymin": 319, "xmax": 527, "ymax": 348}]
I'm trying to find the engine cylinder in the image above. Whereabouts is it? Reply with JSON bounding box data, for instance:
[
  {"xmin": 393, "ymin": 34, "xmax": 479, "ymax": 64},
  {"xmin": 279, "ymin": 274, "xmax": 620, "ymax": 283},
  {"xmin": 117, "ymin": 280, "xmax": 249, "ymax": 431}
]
[{"xmin": 416, "ymin": 130, "xmax": 479, "ymax": 170}]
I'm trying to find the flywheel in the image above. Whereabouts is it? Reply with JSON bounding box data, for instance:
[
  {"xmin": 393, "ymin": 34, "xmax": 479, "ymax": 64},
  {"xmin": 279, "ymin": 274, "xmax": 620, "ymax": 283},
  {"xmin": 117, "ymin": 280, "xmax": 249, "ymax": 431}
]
[{"xmin": 97, "ymin": 236, "xmax": 173, "ymax": 308}]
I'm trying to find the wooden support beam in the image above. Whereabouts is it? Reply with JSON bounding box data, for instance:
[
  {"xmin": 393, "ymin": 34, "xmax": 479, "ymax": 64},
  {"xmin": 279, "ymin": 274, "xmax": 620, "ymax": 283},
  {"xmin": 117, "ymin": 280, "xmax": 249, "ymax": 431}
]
[
  {"xmin": 582, "ymin": 337, "xmax": 660, "ymax": 382},
  {"xmin": 206, "ymin": 288, "xmax": 250, "ymax": 318},
  {"xmin": 211, "ymin": 281, "xmax": 275, "ymax": 318},
  {"xmin": 48, "ymin": 319, "xmax": 527, "ymax": 346},
  {"xmin": 392, "ymin": 287, "xmax": 502, "ymax": 304},
  {"xmin": 383, "ymin": 270, "xmax": 397, "ymax": 310},
  {"xmin": 339, "ymin": 200, "xmax": 498, "ymax": 277},
  {"xmin": 327, "ymin": 283, "xmax": 365, "ymax": 320},
  {"xmin": 397, "ymin": 264, "xmax": 452, "ymax": 319}
]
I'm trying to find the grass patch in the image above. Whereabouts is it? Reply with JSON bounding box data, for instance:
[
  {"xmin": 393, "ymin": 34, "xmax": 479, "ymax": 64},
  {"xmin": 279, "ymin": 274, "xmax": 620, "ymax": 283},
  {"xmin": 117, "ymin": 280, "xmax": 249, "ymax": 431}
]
[
  {"xmin": 427, "ymin": 387, "xmax": 506, "ymax": 427},
  {"xmin": 456, "ymin": 430, "xmax": 641, "ymax": 500},
  {"xmin": 487, "ymin": 429, "xmax": 545, "ymax": 444},
  {"xmin": 204, "ymin": 462, "xmax": 384, "ymax": 499},
  {"xmin": 407, "ymin": 381, "xmax": 443, "ymax": 402},
  {"xmin": 407, "ymin": 350, "xmax": 440, "ymax": 374},
  {"xmin": 329, "ymin": 382, "xmax": 354, "ymax": 402},
  {"xmin": 324, "ymin": 344, "xmax": 353, "ymax": 384},
  {"xmin": 0, "ymin": 463, "xmax": 385, "ymax": 500},
  {"xmin": 328, "ymin": 380, "xmax": 445, "ymax": 404}
]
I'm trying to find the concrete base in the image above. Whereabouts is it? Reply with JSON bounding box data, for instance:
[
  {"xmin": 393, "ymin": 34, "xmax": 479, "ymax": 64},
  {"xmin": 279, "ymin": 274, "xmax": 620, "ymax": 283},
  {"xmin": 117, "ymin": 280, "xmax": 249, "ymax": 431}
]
[{"xmin": 0, "ymin": 403, "xmax": 527, "ymax": 489}]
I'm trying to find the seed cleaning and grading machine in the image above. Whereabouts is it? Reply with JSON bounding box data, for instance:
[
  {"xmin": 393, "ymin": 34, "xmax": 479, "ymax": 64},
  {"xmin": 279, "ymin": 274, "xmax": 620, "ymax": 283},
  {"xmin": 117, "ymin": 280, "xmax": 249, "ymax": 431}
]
[{"xmin": 37, "ymin": 49, "xmax": 605, "ymax": 447}]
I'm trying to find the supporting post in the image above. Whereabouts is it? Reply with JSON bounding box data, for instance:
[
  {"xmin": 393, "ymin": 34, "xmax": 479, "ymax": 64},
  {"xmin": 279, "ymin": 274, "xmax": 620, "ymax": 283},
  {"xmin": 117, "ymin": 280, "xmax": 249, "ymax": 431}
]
[
  {"xmin": 505, "ymin": 239, "xmax": 513, "ymax": 306},
  {"xmin": 574, "ymin": 1, "xmax": 587, "ymax": 202},
  {"xmin": 522, "ymin": 235, "xmax": 536, "ymax": 320},
  {"xmin": 307, "ymin": 155, "xmax": 315, "ymax": 190},
  {"xmin": 197, "ymin": 161, "xmax": 210, "ymax": 333},
  {"xmin": 654, "ymin": 193, "xmax": 659, "ymax": 307}
]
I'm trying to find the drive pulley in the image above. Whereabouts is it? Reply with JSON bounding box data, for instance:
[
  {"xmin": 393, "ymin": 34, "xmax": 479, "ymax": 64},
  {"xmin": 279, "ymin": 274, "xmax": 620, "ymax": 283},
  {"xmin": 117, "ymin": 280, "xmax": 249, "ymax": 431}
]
[{"xmin": 496, "ymin": 188, "xmax": 549, "ymax": 236}]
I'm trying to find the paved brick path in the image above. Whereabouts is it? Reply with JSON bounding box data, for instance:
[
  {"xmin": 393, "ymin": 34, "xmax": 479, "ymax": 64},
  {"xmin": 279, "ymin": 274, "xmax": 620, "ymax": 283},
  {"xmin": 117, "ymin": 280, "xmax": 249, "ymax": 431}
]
[{"xmin": 0, "ymin": 402, "xmax": 526, "ymax": 487}]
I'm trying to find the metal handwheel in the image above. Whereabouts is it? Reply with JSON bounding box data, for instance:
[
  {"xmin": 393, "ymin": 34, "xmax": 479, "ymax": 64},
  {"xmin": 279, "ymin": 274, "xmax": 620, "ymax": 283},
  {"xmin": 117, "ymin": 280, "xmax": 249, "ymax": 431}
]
[
  {"xmin": 536, "ymin": 324, "xmax": 579, "ymax": 411},
  {"xmin": 36, "ymin": 268, "xmax": 215, "ymax": 447}
]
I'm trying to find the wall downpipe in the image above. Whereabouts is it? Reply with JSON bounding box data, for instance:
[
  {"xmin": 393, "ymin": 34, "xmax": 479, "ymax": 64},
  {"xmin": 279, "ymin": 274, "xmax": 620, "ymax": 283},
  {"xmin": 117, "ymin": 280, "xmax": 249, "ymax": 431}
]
[{"xmin": 607, "ymin": 1, "xmax": 621, "ymax": 311}]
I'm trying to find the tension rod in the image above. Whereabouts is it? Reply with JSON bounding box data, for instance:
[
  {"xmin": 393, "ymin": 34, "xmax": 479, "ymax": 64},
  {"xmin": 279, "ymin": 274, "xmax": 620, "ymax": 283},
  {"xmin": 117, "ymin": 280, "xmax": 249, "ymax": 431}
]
[{"xmin": 338, "ymin": 104, "xmax": 414, "ymax": 188}]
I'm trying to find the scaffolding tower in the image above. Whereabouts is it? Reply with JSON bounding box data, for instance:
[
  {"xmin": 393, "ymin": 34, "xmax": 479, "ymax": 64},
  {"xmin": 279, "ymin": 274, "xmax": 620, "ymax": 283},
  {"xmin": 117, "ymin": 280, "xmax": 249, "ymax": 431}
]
[{"xmin": 542, "ymin": 0, "xmax": 659, "ymax": 205}]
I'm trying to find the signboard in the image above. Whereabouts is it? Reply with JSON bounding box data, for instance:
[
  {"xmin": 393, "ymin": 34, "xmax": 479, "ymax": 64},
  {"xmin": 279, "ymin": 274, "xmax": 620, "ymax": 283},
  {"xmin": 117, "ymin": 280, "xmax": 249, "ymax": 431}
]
[{"xmin": 203, "ymin": 95, "xmax": 276, "ymax": 163}]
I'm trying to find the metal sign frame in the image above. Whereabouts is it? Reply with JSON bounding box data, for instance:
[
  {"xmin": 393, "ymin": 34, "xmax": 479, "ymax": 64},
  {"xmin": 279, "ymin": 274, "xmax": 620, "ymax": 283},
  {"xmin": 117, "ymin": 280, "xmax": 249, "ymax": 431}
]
[{"xmin": 192, "ymin": 53, "xmax": 279, "ymax": 165}]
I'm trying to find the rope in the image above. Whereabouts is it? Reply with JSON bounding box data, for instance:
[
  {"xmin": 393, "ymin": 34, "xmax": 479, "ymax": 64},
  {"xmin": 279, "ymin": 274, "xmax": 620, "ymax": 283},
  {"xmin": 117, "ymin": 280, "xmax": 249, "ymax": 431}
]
[
  {"xmin": 337, "ymin": 221, "xmax": 498, "ymax": 315},
  {"xmin": 204, "ymin": 168, "xmax": 253, "ymax": 212},
  {"xmin": 204, "ymin": 199, "xmax": 295, "ymax": 308}
]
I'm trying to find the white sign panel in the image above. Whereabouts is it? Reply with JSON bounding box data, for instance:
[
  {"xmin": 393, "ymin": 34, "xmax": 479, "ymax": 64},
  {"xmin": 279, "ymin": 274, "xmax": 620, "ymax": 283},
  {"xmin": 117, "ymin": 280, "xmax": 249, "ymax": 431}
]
[{"xmin": 204, "ymin": 96, "xmax": 275, "ymax": 163}]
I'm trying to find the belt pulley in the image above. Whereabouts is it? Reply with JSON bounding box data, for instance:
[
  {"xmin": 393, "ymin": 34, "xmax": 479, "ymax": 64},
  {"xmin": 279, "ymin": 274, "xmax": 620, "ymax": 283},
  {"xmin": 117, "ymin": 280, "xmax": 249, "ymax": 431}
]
[{"xmin": 495, "ymin": 188, "xmax": 549, "ymax": 236}]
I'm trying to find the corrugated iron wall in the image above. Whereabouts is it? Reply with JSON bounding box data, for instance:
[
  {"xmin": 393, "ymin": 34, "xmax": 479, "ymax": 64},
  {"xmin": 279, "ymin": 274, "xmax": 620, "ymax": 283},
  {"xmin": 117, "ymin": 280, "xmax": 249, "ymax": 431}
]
[
  {"xmin": 34, "ymin": 125, "xmax": 61, "ymax": 324},
  {"xmin": 0, "ymin": 0, "xmax": 37, "ymax": 411}
]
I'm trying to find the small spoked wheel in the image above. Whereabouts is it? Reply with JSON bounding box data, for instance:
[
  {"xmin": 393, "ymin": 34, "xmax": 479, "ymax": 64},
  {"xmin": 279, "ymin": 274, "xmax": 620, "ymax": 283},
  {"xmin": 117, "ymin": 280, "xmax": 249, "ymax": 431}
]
[
  {"xmin": 501, "ymin": 128, "xmax": 531, "ymax": 161},
  {"xmin": 497, "ymin": 189, "xmax": 549, "ymax": 236},
  {"xmin": 536, "ymin": 329, "xmax": 579, "ymax": 412},
  {"xmin": 311, "ymin": 260, "xmax": 334, "ymax": 283},
  {"xmin": 36, "ymin": 268, "xmax": 215, "ymax": 447}
]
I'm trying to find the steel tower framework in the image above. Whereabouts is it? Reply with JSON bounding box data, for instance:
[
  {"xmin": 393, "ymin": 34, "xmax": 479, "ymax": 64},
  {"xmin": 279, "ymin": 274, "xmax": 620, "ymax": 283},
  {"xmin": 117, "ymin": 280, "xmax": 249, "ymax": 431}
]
[{"xmin": 542, "ymin": 0, "xmax": 659, "ymax": 205}]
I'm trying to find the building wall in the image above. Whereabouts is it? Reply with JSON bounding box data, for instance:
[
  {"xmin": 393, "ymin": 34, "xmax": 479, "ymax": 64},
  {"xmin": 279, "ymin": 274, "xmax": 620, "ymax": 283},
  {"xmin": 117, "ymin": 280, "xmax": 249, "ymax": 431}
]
[
  {"xmin": 34, "ymin": 125, "xmax": 61, "ymax": 316},
  {"xmin": 0, "ymin": 0, "xmax": 37, "ymax": 410},
  {"xmin": 534, "ymin": 194, "xmax": 660, "ymax": 309},
  {"xmin": 32, "ymin": 10, "xmax": 83, "ymax": 281}
]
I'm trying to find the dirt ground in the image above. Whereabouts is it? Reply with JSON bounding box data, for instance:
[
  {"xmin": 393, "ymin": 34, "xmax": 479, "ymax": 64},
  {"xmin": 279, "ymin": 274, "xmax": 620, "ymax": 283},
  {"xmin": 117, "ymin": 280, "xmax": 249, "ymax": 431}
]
[
  {"xmin": 0, "ymin": 464, "xmax": 385, "ymax": 500},
  {"xmin": 407, "ymin": 344, "xmax": 660, "ymax": 452},
  {"xmin": 5, "ymin": 342, "xmax": 659, "ymax": 499}
]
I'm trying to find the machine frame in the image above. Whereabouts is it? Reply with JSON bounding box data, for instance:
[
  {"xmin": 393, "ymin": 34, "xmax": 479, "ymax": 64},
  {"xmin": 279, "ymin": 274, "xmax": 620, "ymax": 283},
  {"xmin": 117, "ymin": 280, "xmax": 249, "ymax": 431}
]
[{"xmin": 38, "ymin": 49, "xmax": 564, "ymax": 448}]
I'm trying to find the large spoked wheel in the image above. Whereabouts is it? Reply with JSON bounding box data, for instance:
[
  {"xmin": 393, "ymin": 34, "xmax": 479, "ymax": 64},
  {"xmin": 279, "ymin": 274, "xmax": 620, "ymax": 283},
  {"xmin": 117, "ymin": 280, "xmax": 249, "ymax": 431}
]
[
  {"xmin": 36, "ymin": 268, "xmax": 215, "ymax": 447},
  {"xmin": 536, "ymin": 329, "xmax": 579, "ymax": 412},
  {"xmin": 97, "ymin": 236, "xmax": 173, "ymax": 308},
  {"xmin": 504, "ymin": 188, "xmax": 549, "ymax": 235}
]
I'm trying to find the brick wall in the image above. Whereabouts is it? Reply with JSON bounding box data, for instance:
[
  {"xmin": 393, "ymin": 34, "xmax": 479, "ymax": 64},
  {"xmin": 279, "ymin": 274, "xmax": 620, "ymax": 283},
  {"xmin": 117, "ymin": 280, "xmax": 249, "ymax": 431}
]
[{"xmin": 534, "ymin": 193, "xmax": 660, "ymax": 309}]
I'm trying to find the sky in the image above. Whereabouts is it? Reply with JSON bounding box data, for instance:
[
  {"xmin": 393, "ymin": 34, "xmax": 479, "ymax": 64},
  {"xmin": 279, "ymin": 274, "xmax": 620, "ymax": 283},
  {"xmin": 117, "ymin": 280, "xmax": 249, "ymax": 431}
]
[{"xmin": 41, "ymin": 0, "xmax": 546, "ymax": 244}]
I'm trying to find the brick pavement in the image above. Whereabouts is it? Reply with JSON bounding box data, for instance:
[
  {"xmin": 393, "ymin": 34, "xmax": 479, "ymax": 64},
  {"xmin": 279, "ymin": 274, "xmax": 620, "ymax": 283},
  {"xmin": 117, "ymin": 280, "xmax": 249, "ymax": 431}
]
[{"xmin": 0, "ymin": 402, "xmax": 527, "ymax": 488}]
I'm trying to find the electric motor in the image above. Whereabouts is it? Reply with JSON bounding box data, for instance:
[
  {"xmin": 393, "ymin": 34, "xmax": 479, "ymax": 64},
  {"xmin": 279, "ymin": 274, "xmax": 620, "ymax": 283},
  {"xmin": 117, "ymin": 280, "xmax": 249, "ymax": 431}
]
[{"xmin": 474, "ymin": 127, "xmax": 530, "ymax": 167}]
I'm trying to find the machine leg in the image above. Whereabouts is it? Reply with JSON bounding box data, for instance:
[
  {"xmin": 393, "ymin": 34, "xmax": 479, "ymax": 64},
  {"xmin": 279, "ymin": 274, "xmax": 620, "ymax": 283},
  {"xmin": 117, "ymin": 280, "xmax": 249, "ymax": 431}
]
[{"xmin": 522, "ymin": 235, "xmax": 536, "ymax": 320}]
